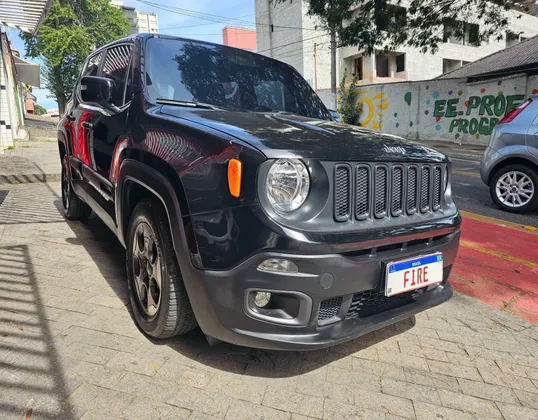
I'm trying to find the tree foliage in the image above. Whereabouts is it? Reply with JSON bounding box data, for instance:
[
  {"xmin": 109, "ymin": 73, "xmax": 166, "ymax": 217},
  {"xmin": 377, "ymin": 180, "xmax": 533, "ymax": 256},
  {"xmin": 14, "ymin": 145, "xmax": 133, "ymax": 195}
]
[
  {"xmin": 289, "ymin": 0, "xmax": 526, "ymax": 54},
  {"xmin": 337, "ymin": 68, "xmax": 362, "ymax": 125},
  {"xmin": 33, "ymin": 104, "xmax": 47, "ymax": 115},
  {"xmin": 20, "ymin": 0, "xmax": 130, "ymax": 113}
]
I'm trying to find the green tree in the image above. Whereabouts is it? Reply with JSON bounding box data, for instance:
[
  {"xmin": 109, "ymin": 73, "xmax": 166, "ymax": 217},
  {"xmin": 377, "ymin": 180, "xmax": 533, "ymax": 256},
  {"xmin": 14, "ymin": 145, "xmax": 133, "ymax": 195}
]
[
  {"xmin": 20, "ymin": 0, "xmax": 130, "ymax": 114},
  {"xmin": 299, "ymin": 0, "xmax": 524, "ymax": 54},
  {"xmin": 337, "ymin": 68, "xmax": 362, "ymax": 125},
  {"xmin": 33, "ymin": 104, "xmax": 47, "ymax": 115}
]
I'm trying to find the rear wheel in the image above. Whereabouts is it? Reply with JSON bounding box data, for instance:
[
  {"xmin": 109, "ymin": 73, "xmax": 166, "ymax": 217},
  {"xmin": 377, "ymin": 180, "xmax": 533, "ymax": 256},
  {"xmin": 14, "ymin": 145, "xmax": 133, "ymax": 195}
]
[
  {"xmin": 61, "ymin": 156, "xmax": 92, "ymax": 220},
  {"xmin": 126, "ymin": 198, "xmax": 197, "ymax": 339},
  {"xmin": 490, "ymin": 163, "xmax": 538, "ymax": 214}
]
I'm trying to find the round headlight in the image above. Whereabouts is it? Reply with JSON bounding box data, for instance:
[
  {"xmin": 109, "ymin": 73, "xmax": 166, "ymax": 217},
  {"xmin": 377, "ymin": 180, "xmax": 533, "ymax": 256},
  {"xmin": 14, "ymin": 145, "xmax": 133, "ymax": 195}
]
[{"xmin": 266, "ymin": 159, "xmax": 310, "ymax": 213}]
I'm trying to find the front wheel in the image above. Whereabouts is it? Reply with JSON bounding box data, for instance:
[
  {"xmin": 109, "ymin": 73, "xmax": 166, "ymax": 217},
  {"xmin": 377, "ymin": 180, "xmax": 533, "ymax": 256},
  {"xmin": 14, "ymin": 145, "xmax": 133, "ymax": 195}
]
[
  {"xmin": 61, "ymin": 156, "xmax": 92, "ymax": 220},
  {"xmin": 126, "ymin": 198, "xmax": 197, "ymax": 339},
  {"xmin": 489, "ymin": 164, "xmax": 538, "ymax": 214}
]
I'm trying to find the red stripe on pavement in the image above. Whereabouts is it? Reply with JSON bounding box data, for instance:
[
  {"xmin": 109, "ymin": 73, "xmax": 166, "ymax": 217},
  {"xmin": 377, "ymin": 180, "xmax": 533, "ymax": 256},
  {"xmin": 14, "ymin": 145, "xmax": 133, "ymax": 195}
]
[
  {"xmin": 461, "ymin": 218, "xmax": 538, "ymax": 264},
  {"xmin": 452, "ymin": 216, "xmax": 538, "ymax": 324}
]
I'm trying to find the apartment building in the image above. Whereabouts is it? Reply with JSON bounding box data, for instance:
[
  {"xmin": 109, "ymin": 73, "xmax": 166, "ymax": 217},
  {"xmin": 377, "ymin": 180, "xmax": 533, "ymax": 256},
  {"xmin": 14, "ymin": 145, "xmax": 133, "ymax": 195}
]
[
  {"xmin": 111, "ymin": 0, "xmax": 159, "ymax": 34},
  {"xmin": 254, "ymin": 0, "xmax": 538, "ymax": 91}
]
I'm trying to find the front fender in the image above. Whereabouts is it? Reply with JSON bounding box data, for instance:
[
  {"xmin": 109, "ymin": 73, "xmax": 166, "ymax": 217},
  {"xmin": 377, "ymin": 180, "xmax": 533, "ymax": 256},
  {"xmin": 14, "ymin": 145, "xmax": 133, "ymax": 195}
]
[{"xmin": 115, "ymin": 158, "xmax": 222, "ymax": 336}]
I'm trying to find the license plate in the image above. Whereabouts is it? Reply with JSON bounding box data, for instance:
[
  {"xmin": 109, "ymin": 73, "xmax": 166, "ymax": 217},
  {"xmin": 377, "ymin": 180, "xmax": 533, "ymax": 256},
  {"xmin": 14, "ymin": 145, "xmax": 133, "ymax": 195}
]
[{"xmin": 385, "ymin": 253, "xmax": 444, "ymax": 297}]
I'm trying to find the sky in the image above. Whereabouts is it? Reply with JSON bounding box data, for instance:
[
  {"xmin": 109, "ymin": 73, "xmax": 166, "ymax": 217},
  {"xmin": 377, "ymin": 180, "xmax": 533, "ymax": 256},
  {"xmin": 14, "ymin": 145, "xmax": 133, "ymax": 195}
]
[{"xmin": 7, "ymin": 0, "xmax": 255, "ymax": 110}]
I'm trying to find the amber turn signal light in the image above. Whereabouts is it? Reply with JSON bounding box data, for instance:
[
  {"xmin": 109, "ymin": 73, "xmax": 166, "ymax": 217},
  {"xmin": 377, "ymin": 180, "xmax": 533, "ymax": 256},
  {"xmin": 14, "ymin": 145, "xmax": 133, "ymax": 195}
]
[{"xmin": 228, "ymin": 158, "xmax": 242, "ymax": 198}]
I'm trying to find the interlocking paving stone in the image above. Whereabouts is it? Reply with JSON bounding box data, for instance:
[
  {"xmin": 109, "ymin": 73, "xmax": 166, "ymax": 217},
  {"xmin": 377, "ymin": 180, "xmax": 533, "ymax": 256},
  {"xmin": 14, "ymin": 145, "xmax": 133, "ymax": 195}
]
[
  {"xmin": 381, "ymin": 377, "xmax": 441, "ymax": 405},
  {"xmin": 438, "ymin": 389, "xmax": 503, "ymax": 419},
  {"xmin": 496, "ymin": 402, "xmax": 538, "ymax": 420},
  {"xmin": 354, "ymin": 389, "xmax": 415, "ymax": 418},
  {"xmin": 120, "ymin": 397, "xmax": 191, "ymax": 420},
  {"xmin": 1, "ymin": 182, "xmax": 538, "ymax": 419},
  {"xmin": 413, "ymin": 401, "xmax": 475, "ymax": 420},
  {"xmin": 262, "ymin": 389, "xmax": 324, "ymax": 418},
  {"xmin": 322, "ymin": 398, "xmax": 386, "ymax": 420}
]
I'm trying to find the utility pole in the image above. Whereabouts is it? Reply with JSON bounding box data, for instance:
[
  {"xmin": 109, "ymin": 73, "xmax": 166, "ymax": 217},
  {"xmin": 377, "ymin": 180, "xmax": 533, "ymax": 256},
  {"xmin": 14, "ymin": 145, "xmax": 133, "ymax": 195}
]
[
  {"xmin": 313, "ymin": 43, "xmax": 318, "ymax": 91},
  {"xmin": 330, "ymin": 29, "xmax": 337, "ymax": 109}
]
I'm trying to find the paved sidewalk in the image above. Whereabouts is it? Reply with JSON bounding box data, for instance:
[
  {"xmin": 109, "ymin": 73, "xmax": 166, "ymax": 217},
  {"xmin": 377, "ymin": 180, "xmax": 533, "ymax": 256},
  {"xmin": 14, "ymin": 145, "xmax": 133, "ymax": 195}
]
[
  {"xmin": 0, "ymin": 141, "xmax": 61, "ymax": 184},
  {"xmin": 0, "ymin": 181, "xmax": 537, "ymax": 420}
]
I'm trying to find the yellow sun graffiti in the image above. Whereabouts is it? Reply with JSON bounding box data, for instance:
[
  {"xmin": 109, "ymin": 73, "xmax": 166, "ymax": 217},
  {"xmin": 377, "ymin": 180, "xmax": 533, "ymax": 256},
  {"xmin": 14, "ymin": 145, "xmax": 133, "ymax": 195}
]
[{"xmin": 355, "ymin": 88, "xmax": 388, "ymax": 130}]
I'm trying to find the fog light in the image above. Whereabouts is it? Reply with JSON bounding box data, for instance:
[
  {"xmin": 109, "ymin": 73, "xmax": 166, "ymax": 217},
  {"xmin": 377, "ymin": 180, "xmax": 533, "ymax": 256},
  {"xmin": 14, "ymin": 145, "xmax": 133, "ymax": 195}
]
[
  {"xmin": 254, "ymin": 291, "xmax": 271, "ymax": 307},
  {"xmin": 258, "ymin": 258, "xmax": 298, "ymax": 273}
]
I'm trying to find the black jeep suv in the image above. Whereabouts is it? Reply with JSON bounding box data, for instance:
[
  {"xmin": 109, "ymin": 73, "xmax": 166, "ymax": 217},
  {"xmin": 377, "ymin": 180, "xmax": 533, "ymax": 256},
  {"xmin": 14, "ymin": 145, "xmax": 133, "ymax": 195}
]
[{"xmin": 58, "ymin": 34, "xmax": 461, "ymax": 350}]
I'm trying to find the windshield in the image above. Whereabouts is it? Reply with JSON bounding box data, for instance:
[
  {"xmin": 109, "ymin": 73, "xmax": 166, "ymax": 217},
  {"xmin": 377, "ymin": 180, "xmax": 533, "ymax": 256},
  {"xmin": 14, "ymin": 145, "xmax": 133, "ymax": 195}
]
[{"xmin": 145, "ymin": 38, "xmax": 331, "ymax": 120}]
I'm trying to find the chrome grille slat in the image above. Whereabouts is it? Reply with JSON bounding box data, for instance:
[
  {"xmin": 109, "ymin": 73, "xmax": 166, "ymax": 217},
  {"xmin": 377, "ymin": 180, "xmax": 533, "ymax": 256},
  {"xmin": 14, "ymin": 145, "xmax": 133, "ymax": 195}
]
[{"xmin": 333, "ymin": 163, "xmax": 444, "ymax": 222}]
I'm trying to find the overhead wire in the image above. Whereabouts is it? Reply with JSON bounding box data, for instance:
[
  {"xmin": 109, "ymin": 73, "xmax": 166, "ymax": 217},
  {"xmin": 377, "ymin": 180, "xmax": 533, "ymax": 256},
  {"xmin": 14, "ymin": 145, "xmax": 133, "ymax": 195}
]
[{"xmin": 136, "ymin": 0, "xmax": 324, "ymax": 31}]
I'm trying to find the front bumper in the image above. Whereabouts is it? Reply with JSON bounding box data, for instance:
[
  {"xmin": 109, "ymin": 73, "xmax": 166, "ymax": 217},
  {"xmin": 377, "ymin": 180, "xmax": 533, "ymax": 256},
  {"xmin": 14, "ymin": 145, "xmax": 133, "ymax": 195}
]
[{"xmin": 186, "ymin": 228, "xmax": 460, "ymax": 350}]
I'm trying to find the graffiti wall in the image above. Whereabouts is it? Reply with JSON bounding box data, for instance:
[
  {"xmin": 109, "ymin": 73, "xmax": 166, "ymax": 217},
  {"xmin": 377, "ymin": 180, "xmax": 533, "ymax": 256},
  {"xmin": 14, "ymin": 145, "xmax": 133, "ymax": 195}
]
[{"xmin": 352, "ymin": 74, "xmax": 538, "ymax": 144}]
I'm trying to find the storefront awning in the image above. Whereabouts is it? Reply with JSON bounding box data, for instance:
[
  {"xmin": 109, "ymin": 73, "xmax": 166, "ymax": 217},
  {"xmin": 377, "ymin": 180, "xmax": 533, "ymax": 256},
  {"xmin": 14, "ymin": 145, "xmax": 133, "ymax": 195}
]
[
  {"xmin": 13, "ymin": 55, "xmax": 40, "ymax": 87},
  {"xmin": 0, "ymin": 0, "xmax": 52, "ymax": 34}
]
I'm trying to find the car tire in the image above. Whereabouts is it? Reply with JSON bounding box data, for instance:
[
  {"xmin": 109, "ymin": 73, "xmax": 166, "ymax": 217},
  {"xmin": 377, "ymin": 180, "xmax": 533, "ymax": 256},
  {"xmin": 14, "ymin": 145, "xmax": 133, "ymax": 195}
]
[
  {"xmin": 61, "ymin": 156, "xmax": 92, "ymax": 220},
  {"xmin": 489, "ymin": 163, "xmax": 538, "ymax": 214},
  {"xmin": 126, "ymin": 198, "xmax": 197, "ymax": 339}
]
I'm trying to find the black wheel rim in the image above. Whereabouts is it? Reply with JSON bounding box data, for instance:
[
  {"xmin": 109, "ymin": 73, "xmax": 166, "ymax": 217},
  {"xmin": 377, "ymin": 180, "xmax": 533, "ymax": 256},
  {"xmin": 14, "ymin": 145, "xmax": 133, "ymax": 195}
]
[
  {"xmin": 132, "ymin": 222, "xmax": 162, "ymax": 317},
  {"xmin": 62, "ymin": 159, "xmax": 70, "ymax": 210}
]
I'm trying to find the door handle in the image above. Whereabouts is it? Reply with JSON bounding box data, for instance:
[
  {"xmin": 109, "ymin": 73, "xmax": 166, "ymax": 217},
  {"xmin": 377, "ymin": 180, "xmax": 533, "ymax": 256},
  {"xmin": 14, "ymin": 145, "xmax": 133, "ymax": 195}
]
[
  {"xmin": 533, "ymin": 132, "xmax": 538, "ymax": 140},
  {"xmin": 81, "ymin": 121, "xmax": 94, "ymax": 130},
  {"xmin": 66, "ymin": 114, "xmax": 75, "ymax": 122}
]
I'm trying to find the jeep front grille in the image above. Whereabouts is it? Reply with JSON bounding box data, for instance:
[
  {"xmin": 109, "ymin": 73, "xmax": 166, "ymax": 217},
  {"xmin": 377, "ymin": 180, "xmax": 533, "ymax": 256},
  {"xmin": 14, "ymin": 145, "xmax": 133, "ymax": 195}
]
[{"xmin": 333, "ymin": 163, "xmax": 445, "ymax": 222}]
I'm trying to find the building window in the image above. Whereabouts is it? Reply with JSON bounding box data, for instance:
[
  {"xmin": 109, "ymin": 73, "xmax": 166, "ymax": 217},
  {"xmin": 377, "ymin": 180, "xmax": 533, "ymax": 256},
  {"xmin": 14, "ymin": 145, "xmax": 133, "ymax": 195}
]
[
  {"xmin": 467, "ymin": 23, "xmax": 479, "ymax": 45},
  {"xmin": 377, "ymin": 5, "xmax": 407, "ymax": 31},
  {"xmin": 353, "ymin": 57, "xmax": 363, "ymax": 80},
  {"xmin": 396, "ymin": 54, "xmax": 405, "ymax": 73},
  {"xmin": 443, "ymin": 20, "xmax": 480, "ymax": 46},
  {"xmin": 442, "ymin": 58, "xmax": 461, "ymax": 74},
  {"xmin": 376, "ymin": 55, "xmax": 389, "ymax": 77}
]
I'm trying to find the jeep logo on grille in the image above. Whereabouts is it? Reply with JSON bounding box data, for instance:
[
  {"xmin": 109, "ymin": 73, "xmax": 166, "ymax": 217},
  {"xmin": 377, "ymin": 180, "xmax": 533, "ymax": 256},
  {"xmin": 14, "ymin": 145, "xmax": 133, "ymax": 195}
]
[{"xmin": 383, "ymin": 145, "xmax": 406, "ymax": 154}]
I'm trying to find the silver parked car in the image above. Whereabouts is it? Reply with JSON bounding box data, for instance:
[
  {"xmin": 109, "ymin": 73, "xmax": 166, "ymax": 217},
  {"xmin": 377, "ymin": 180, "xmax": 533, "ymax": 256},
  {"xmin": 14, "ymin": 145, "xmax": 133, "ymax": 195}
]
[{"xmin": 480, "ymin": 97, "xmax": 538, "ymax": 214}]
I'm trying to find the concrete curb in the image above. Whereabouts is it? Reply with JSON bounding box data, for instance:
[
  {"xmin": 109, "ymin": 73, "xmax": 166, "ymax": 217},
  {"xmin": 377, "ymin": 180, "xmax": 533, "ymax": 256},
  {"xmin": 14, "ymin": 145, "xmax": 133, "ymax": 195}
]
[{"xmin": 0, "ymin": 173, "xmax": 62, "ymax": 185}]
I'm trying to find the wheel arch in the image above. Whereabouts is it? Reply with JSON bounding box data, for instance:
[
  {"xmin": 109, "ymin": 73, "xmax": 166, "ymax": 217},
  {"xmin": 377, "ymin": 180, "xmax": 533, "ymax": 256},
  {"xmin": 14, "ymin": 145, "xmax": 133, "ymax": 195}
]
[
  {"xmin": 116, "ymin": 159, "xmax": 200, "ymax": 270},
  {"xmin": 58, "ymin": 133, "xmax": 67, "ymax": 160},
  {"xmin": 488, "ymin": 156, "xmax": 538, "ymax": 184}
]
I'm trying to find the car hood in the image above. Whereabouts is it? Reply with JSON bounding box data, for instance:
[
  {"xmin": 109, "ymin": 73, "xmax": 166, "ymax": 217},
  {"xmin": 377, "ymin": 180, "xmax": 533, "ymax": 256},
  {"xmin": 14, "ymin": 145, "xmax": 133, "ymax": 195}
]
[{"xmin": 160, "ymin": 107, "xmax": 447, "ymax": 162}]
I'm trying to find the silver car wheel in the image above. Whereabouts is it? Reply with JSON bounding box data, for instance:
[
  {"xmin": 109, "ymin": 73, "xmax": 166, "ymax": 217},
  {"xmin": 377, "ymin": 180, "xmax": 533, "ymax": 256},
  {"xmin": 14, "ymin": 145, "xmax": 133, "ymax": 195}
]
[{"xmin": 495, "ymin": 171, "xmax": 535, "ymax": 208}]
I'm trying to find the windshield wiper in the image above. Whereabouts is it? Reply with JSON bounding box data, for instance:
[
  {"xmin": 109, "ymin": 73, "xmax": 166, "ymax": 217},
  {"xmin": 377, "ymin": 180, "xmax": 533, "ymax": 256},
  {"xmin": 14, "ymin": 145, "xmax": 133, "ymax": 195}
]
[{"xmin": 156, "ymin": 98, "xmax": 221, "ymax": 110}]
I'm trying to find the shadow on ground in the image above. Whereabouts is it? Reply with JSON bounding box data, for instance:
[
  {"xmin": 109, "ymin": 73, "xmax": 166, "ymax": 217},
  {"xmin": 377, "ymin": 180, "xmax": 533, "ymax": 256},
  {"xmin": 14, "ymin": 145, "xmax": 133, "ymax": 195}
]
[
  {"xmin": 0, "ymin": 244, "xmax": 80, "ymax": 419},
  {"xmin": 1, "ymin": 179, "xmax": 414, "ymax": 395},
  {"xmin": 51, "ymin": 190, "xmax": 415, "ymax": 379}
]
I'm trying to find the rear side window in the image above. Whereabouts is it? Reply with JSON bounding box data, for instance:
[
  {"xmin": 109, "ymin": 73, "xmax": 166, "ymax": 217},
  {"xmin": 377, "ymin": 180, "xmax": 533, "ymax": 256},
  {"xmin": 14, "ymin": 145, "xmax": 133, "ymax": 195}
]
[
  {"xmin": 83, "ymin": 52, "xmax": 103, "ymax": 77},
  {"xmin": 102, "ymin": 45, "xmax": 133, "ymax": 106}
]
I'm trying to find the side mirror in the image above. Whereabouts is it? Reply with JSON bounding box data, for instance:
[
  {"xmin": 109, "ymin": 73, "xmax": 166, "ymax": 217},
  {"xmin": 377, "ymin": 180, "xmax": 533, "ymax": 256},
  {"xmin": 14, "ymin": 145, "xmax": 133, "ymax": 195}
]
[{"xmin": 79, "ymin": 76, "xmax": 115, "ymax": 108}]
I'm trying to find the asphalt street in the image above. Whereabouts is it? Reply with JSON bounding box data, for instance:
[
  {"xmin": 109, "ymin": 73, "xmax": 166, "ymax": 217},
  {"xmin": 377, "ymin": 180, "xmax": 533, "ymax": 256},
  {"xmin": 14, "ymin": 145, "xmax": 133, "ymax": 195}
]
[{"xmin": 451, "ymin": 157, "xmax": 538, "ymax": 227}]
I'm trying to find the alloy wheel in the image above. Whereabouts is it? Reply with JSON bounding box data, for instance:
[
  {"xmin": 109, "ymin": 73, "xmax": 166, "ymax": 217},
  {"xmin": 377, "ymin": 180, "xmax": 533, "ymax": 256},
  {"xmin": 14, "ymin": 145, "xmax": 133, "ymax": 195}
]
[
  {"xmin": 495, "ymin": 171, "xmax": 535, "ymax": 208},
  {"xmin": 132, "ymin": 222, "xmax": 162, "ymax": 317}
]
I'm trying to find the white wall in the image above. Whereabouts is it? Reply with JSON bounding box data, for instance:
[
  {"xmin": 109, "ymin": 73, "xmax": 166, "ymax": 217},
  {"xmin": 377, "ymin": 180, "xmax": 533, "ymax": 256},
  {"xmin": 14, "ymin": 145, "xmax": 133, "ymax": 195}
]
[{"xmin": 350, "ymin": 74, "xmax": 538, "ymax": 144}]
